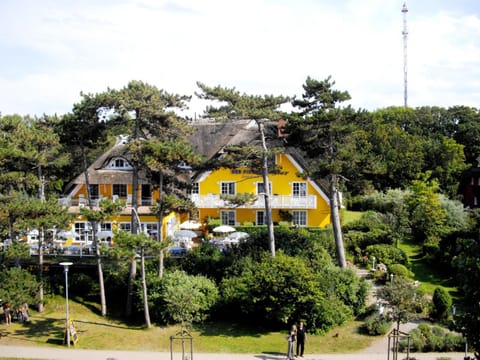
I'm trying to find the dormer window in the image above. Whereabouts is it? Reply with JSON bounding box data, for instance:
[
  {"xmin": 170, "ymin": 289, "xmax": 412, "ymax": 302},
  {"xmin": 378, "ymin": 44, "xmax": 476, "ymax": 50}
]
[{"xmin": 107, "ymin": 157, "xmax": 132, "ymax": 170}]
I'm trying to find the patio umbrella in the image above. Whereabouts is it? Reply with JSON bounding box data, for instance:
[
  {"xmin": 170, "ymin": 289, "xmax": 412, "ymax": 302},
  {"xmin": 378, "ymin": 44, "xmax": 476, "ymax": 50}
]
[
  {"xmin": 179, "ymin": 220, "xmax": 202, "ymax": 230},
  {"xmin": 212, "ymin": 225, "xmax": 236, "ymax": 233},
  {"xmin": 174, "ymin": 230, "xmax": 198, "ymax": 238},
  {"xmin": 225, "ymin": 231, "xmax": 249, "ymax": 240},
  {"xmin": 96, "ymin": 230, "xmax": 113, "ymax": 240},
  {"xmin": 57, "ymin": 230, "xmax": 78, "ymax": 239}
]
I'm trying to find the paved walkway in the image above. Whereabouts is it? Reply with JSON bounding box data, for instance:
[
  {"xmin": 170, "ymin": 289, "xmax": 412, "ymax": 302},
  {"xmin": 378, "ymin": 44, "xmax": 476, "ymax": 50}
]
[{"xmin": 0, "ymin": 344, "xmax": 470, "ymax": 360}]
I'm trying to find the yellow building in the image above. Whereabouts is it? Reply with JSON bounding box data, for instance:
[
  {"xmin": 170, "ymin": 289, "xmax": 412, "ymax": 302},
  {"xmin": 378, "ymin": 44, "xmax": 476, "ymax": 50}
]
[
  {"xmin": 189, "ymin": 120, "xmax": 331, "ymax": 228},
  {"xmin": 58, "ymin": 135, "xmax": 180, "ymax": 246},
  {"xmin": 58, "ymin": 120, "xmax": 332, "ymax": 247}
]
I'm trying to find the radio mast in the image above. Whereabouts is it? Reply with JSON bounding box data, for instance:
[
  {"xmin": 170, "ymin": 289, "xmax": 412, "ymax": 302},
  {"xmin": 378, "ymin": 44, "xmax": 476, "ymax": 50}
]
[{"xmin": 402, "ymin": 2, "xmax": 408, "ymax": 108}]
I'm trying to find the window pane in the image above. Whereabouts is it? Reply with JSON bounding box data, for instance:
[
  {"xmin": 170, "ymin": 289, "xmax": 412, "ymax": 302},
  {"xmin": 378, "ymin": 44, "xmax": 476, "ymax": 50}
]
[
  {"xmin": 221, "ymin": 210, "xmax": 236, "ymax": 225},
  {"xmin": 293, "ymin": 211, "xmax": 307, "ymax": 226},
  {"xmin": 293, "ymin": 182, "xmax": 307, "ymax": 197},
  {"xmin": 221, "ymin": 182, "xmax": 235, "ymax": 195},
  {"xmin": 113, "ymin": 184, "xmax": 127, "ymax": 197},
  {"xmin": 257, "ymin": 182, "xmax": 272, "ymax": 195},
  {"xmin": 89, "ymin": 184, "xmax": 99, "ymax": 199},
  {"xmin": 256, "ymin": 211, "xmax": 265, "ymax": 225}
]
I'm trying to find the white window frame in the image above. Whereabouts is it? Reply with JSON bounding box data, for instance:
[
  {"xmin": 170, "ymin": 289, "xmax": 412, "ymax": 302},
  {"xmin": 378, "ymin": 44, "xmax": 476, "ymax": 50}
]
[
  {"xmin": 256, "ymin": 211, "xmax": 265, "ymax": 225},
  {"xmin": 100, "ymin": 223, "xmax": 112, "ymax": 231},
  {"xmin": 119, "ymin": 223, "xmax": 131, "ymax": 232},
  {"xmin": 190, "ymin": 182, "xmax": 199, "ymax": 195},
  {"xmin": 221, "ymin": 182, "xmax": 236, "ymax": 195},
  {"xmin": 220, "ymin": 210, "xmax": 236, "ymax": 225},
  {"xmin": 292, "ymin": 210, "xmax": 307, "ymax": 226},
  {"xmin": 107, "ymin": 157, "xmax": 132, "ymax": 170},
  {"xmin": 113, "ymin": 184, "xmax": 127, "ymax": 198},
  {"xmin": 292, "ymin": 182, "xmax": 307, "ymax": 197},
  {"xmin": 256, "ymin": 182, "xmax": 272, "ymax": 195}
]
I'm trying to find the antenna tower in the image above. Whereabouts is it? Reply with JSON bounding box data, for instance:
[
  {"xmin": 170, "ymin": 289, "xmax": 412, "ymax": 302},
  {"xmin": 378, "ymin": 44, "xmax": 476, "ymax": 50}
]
[{"xmin": 402, "ymin": 2, "xmax": 408, "ymax": 108}]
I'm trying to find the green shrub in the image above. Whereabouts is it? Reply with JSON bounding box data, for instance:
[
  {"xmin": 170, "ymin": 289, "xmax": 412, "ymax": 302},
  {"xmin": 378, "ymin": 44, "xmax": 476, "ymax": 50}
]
[
  {"xmin": 219, "ymin": 252, "xmax": 356, "ymax": 334},
  {"xmin": 310, "ymin": 296, "xmax": 353, "ymax": 334},
  {"xmin": 146, "ymin": 270, "xmax": 219, "ymax": 325},
  {"xmin": 431, "ymin": 287, "xmax": 452, "ymax": 320},
  {"xmin": 425, "ymin": 334, "xmax": 444, "ymax": 352},
  {"xmin": 400, "ymin": 327, "xmax": 425, "ymax": 352},
  {"xmin": 417, "ymin": 323, "xmax": 432, "ymax": 337},
  {"xmin": 388, "ymin": 263, "xmax": 414, "ymax": 279},
  {"xmin": 443, "ymin": 332, "xmax": 464, "ymax": 352},
  {"xmin": 402, "ymin": 323, "xmax": 465, "ymax": 353},
  {"xmin": 362, "ymin": 314, "xmax": 392, "ymax": 335},
  {"xmin": 365, "ymin": 244, "xmax": 408, "ymax": 266}
]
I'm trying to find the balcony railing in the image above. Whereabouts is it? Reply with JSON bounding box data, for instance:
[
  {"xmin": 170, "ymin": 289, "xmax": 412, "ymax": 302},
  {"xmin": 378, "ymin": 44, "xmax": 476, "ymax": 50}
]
[
  {"xmin": 190, "ymin": 194, "xmax": 317, "ymax": 209},
  {"xmin": 58, "ymin": 195, "xmax": 154, "ymax": 208}
]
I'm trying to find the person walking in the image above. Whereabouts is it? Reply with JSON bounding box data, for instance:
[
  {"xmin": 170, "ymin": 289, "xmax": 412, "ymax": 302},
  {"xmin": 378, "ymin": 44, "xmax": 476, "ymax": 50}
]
[
  {"xmin": 296, "ymin": 321, "xmax": 307, "ymax": 357},
  {"xmin": 4, "ymin": 302, "xmax": 11, "ymax": 326},
  {"xmin": 286, "ymin": 324, "xmax": 297, "ymax": 360}
]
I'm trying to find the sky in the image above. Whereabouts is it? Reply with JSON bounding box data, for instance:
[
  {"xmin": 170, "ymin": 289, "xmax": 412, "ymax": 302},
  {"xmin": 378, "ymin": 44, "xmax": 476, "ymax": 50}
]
[{"xmin": 1, "ymin": 0, "xmax": 480, "ymax": 118}]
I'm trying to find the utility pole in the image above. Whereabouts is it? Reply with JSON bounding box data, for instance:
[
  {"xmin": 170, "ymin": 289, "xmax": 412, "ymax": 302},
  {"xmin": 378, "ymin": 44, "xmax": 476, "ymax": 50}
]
[{"xmin": 402, "ymin": 2, "xmax": 409, "ymax": 108}]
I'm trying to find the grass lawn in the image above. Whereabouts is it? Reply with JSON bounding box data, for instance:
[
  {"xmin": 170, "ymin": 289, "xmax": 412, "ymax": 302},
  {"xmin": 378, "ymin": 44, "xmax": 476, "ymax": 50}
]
[
  {"xmin": 397, "ymin": 238, "xmax": 458, "ymax": 298},
  {"xmin": 0, "ymin": 296, "xmax": 379, "ymax": 354},
  {"xmin": 342, "ymin": 209, "xmax": 363, "ymax": 225}
]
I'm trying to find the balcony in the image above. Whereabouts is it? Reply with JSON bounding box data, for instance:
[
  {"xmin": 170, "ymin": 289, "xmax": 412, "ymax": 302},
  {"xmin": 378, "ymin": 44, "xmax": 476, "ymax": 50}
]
[
  {"xmin": 190, "ymin": 194, "xmax": 317, "ymax": 209},
  {"xmin": 58, "ymin": 195, "xmax": 153, "ymax": 208}
]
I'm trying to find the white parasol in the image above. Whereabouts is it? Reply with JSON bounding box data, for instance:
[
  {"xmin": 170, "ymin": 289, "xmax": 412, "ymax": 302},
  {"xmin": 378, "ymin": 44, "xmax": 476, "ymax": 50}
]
[
  {"xmin": 225, "ymin": 231, "xmax": 250, "ymax": 240},
  {"xmin": 212, "ymin": 225, "xmax": 236, "ymax": 233},
  {"xmin": 96, "ymin": 230, "xmax": 114, "ymax": 240},
  {"xmin": 57, "ymin": 230, "xmax": 78, "ymax": 239},
  {"xmin": 174, "ymin": 229, "xmax": 198, "ymax": 238},
  {"xmin": 179, "ymin": 220, "xmax": 202, "ymax": 230}
]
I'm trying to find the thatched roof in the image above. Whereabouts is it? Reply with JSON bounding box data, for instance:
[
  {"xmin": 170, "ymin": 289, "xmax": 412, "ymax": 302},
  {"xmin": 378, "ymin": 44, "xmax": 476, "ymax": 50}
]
[
  {"xmin": 189, "ymin": 119, "xmax": 281, "ymax": 160},
  {"xmin": 69, "ymin": 136, "xmax": 150, "ymax": 186}
]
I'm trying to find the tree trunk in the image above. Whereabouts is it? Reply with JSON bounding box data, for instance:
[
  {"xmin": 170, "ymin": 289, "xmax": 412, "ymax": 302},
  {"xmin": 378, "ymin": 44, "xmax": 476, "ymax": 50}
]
[
  {"xmin": 126, "ymin": 164, "xmax": 139, "ymax": 316},
  {"xmin": 131, "ymin": 166, "xmax": 139, "ymax": 234},
  {"xmin": 82, "ymin": 145, "xmax": 107, "ymax": 315},
  {"xmin": 157, "ymin": 172, "xmax": 164, "ymax": 278},
  {"xmin": 258, "ymin": 121, "xmax": 275, "ymax": 257},
  {"xmin": 127, "ymin": 112, "xmax": 140, "ymax": 313},
  {"xmin": 37, "ymin": 172, "xmax": 45, "ymax": 312},
  {"xmin": 92, "ymin": 221, "xmax": 107, "ymax": 317},
  {"xmin": 37, "ymin": 226, "xmax": 44, "ymax": 312},
  {"xmin": 125, "ymin": 258, "xmax": 137, "ymax": 318},
  {"xmin": 329, "ymin": 174, "xmax": 346, "ymax": 268},
  {"xmin": 141, "ymin": 247, "xmax": 151, "ymax": 328}
]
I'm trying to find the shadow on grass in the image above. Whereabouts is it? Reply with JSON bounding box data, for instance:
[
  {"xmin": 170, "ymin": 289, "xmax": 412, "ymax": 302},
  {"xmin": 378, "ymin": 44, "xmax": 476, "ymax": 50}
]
[
  {"xmin": 400, "ymin": 238, "xmax": 456, "ymax": 292},
  {"xmin": 5, "ymin": 318, "xmax": 64, "ymax": 346},
  {"xmin": 194, "ymin": 322, "xmax": 266, "ymax": 337},
  {"xmin": 73, "ymin": 319, "xmax": 143, "ymax": 330},
  {"xmin": 72, "ymin": 296, "xmax": 102, "ymax": 317}
]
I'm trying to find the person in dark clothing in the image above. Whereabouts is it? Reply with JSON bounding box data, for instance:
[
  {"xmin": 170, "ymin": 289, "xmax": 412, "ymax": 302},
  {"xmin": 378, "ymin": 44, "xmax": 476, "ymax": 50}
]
[{"xmin": 296, "ymin": 321, "xmax": 307, "ymax": 357}]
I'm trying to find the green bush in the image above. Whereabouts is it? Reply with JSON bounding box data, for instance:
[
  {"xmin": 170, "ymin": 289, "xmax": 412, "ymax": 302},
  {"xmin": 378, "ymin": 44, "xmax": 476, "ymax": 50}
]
[
  {"xmin": 343, "ymin": 210, "xmax": 395, "ymax": 250},
  {"xmin": 319, "ymin": 266, "xmax": 370, "ymax": 315},
  {"xmin": 425, "ymin": 334, "xmax": 444, "ymax": 352},
  {"xmin": 309, "ymin": 296, "xmax": 353, "ymax": 334},
  {"xmin": 402, "ymin": 328, "xmax": 426, "ymax": 352},
  {"xmin": 362, "ymin": 314, "xmax": 392, "ymax": 335},
  {"xmin": 388, "ymin": 264, "xmax": 414, "ymax": 279},
  {"xmin": 400, "ymin": 323, "xmax": 465, "ymax": 353},
  {"xmin": 219, "ymin": 252, "xmax": 356, "ymax": 333},
  {"xmin": 145, "ymin": 270, "xmax": 219, "ymax": 325},
  {"xmin": 443, "ymin": 332, "xmax": 464, "ymax": 351},
  {"xmin": 431, "ymin": 287, "xmax": 452, "ymax": 320},
  {"xmin": 365, "ymin": 244, "xmax": 408, "ymax": 266}
]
